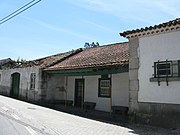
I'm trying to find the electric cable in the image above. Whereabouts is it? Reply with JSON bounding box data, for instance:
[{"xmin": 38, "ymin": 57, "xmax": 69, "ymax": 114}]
[{"xmin": 0, "ymin": 0, "xmax": 41, "ymax": 25}]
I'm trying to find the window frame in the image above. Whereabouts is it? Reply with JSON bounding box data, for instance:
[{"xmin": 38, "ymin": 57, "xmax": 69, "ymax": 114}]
[
  {"xmin": 154, "ymin": 61, "xmax": 173, "ymax": 78},
  {"xmin": 98, "ymin": 77, "xmax": 111, "ymax": 98},
  {"xmin": 30, "ymin": 73, "xmax": 36, "ymax": 90}
]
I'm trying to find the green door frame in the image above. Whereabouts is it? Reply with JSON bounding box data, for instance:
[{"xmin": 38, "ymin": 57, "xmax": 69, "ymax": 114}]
[{"xmin": 10, "ymin": 72, "xmax": 20, "ymax": 98}]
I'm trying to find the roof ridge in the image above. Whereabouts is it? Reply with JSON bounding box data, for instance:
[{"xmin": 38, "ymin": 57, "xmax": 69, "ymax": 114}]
[
  {"xmin": 44, "ymin": 48, "xmax": 83, "ymax": 68},
  {"xmin": 33, "ymin": 49, "xmax": 80, "ymax": 61},
  {"xmin": 0, "ymin": 58, "xmax": 12, "ymax": 61}
]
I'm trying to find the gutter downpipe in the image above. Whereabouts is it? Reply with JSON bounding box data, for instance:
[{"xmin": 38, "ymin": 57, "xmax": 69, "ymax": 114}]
[
  {"xmin": 110, "ymin": 74, "xmax": 112, "ymax": 116},
  {"xmin": 65, "ymin": 76, "xmax": 68, "ymax": 107},
  {"xmin": 82, "ymin": 76, "xmax": 84, "ymax": 109}
]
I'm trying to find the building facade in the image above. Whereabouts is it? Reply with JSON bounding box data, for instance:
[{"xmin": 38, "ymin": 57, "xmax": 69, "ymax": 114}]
[
  {"xmin": 120, "ymin": 18, "xmax": 180, "ymax": 128},
  {"xmin": 0, "ymin": 43, "xmax": 129, "ymax": 113},
  {"xmin": 45, "ymin": 42, "xmax": 129, "ymax": 112}
]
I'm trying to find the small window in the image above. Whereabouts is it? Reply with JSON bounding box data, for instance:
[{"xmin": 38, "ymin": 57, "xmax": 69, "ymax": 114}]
[
  {"xmin": 154, "ymin": 61, "xmax": 172, "ymax": 78},
  {"xmin": 30, "ymin": 73, "xmax": 36, "ymax": 90},
  {"xmin": 98, "ymin": 78, "xmax": 111, "ymax": 98}
]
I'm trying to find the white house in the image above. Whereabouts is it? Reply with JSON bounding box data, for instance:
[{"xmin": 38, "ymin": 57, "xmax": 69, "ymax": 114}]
[
  {"xmin": 120, "ymin": 18, "xmax": 180, "ymax": 128},
  {"xmin": 45, "ymin": 42, "xmax": 129, "ymax": 112}
]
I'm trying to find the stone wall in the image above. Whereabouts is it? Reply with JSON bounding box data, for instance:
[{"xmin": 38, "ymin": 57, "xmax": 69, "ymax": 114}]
[
  {"xmin": 128, "ymin": 37, "xmax": 180, "ymax": 129},
  {"xmin": 136, "ymin": 102, "xmax": 180, "ymax": 128},
  {"xmin": 129, "ymin": 37, "xmax": 139, "ymax": 114},
  {"xmin": 0, "ymin": 67, "xmax": 42, "ymax": 101}
]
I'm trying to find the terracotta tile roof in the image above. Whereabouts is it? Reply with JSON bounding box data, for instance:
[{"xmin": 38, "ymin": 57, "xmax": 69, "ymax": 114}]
[
  {"xmin": 46, "ymin": 42, "xmax": 129, "ymax": 70},
  {"xmin": 120, "ymin": 18, "xmax": 180, "ymax": 38},
  {"xmin": 30, "ymin": 49, "xmax": 83, "ymax": 68},
  {"xmin": 0, "ymin": 58, "xmax": 14, "ymax": 66}
]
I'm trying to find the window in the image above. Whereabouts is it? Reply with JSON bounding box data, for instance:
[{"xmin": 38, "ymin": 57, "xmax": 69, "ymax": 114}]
[
  {"xmin": 150, "ymin": 60, "xmax": 180, "ymax": 85},
  {"xmin": 154, "ymin": 61, "xmax": 172, "ymax": 78},
  {"xmin": 98, "ymin": 75, "xmax": 111, "ymax": 98},
  {"xmin": 30, "ymin": 73, "xmax": 36, "ymax": 90}
]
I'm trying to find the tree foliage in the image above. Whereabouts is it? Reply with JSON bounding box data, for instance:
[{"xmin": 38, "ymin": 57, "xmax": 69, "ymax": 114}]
[
  {"xmin": 84, "ymin": 42, "xmax": 99, "ymax": 48},
  {"xmin": 16, "ymin": 57, "xmax": 26, "ymax": 64}
]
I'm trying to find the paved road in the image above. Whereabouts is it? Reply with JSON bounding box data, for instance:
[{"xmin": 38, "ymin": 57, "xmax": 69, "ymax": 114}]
[
  {"xmin": 0, "ymin": 113, "xmax": 34, "ymax": 135},
  {"xmin": 0, "ymin": 101, "xmax": 59, "ymax": 135},
  {"xmin": 0, "ymin": 95, "xmax": 179, "ymax": 135},
  {"xmin": 0, "ymin": 106, "xmax": 53, "ymax": 135}
]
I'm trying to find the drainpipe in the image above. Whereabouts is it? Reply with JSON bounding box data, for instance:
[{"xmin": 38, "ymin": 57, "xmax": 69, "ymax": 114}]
[
  {"xmin": 110, "ymin": 74, "xmax": 112, "ymax": 115},
  {"xmin": 81, "ymin": 76, "xmax": 84, "ymax": 109}
]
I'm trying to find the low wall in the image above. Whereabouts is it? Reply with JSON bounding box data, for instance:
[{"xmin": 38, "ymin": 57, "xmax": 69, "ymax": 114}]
[{"xmin": 130, "ymin": 102, "xmax": 180, "ymax": 129}]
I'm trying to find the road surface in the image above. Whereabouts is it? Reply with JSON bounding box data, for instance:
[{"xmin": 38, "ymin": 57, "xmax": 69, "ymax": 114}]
[
  {"xmin": 0, "ymin": 95, "xmax": 179, "ymax": 135},
  {"xmin": 0, "ymin": 104, "xmax": 54, "ymax": 135}
]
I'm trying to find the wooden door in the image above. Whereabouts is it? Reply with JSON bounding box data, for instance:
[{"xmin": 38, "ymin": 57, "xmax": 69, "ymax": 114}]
[
  {"xmin": 10, "ymin": 73, "xmax": 20, "ymax": 98},
  {"xmin": 74, "ymin": 79, "xmax": 84, "ymax": 108}
]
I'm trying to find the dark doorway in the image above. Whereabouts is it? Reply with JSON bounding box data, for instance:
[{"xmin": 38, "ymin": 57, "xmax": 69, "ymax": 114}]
[
  {"xmin": 10, "ymin": 73, "xmax": 20, "ymax": 98},
  {"xmin": 74, "ymin": 79, "xmax": 84, "ymax": 108}
]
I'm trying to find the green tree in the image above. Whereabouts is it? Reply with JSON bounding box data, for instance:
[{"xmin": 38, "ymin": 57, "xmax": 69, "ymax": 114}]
[{"xmin": 84, "ymin": 42, "xmax": 100, "ymax": 48}]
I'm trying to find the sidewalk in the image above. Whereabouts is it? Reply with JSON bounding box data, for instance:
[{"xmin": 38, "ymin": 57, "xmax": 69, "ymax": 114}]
[
  {"xmin": 50, "ymin": 104, "xmax": 128, "ymax": 126},
  {"xmin": 0, "ymin": 95, "xmax": 179, "ymax": 135}
]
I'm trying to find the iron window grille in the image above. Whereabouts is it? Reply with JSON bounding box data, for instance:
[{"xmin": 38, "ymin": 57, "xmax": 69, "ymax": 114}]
[
  {"xmin": 98, "ymin": 76, "xmax": 111, "ymax": 98},
  {"xmin": 154, "ymin": 60, "xmax": 172, "ymax": 78},
  {"xmin": 30, "ymin": 73, "xmax": 36, "ymax": 90}
]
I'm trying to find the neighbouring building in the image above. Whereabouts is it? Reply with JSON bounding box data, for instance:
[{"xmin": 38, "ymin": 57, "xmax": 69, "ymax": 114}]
[
  {"xmin": 120, "ymin": 18, "xmax": 180, "ymax": 128},
  {"xmin": 0, "ymin": 49, "xmax": 82, "ymax": 101},
  {"xmin": 0, "ymin": 43, "xmax": 129, "ymax": 113}
]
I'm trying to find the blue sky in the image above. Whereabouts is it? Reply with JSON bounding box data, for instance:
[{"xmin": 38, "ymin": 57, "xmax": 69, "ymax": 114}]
[{"xmin": 0, "ymin": 0, "xmax": 180, "ymax": 60}]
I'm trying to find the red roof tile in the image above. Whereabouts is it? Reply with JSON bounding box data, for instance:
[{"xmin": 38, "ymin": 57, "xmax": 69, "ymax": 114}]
[
  {"xmin": 120, "ymin": 18, "xmax": 180, "ymax": 38},
  {"xmin": 46, "ymin": 42, "xmax": 129, "ymax": 70},
  {"xmin": 29, "ymin": 49, "xmax": 82, "ymax": 68}
]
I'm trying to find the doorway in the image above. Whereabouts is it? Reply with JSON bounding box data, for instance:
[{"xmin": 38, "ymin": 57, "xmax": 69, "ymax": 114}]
[
  {"xmin": 10, "ymin": 73, "xmax": 20, "ymax": 98},
  {"xmin": 74, "ymin": 79, "xmax": 84, "ymax": 108}
]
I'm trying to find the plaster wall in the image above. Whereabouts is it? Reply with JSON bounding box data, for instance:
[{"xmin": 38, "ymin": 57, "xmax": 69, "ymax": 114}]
[
  {"xmin": 66, "ymin": 73, "xmax": 129, "ymax": 112},
  {"xmin": 46, "ymin": 74, "xmax": 65, "ymax": 100},
  {"xmin": 0, "ymin": 67, "xmax": 41, "ymax": 100},
  {"xmin": 138, "ymin": 30, "xmax": 180, "ymax": 104}
]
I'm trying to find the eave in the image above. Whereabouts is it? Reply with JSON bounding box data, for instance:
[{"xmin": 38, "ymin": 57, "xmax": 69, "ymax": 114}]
[{"xmin": 44, "ymin": 65, "xmax": 128, "ymax": 76}]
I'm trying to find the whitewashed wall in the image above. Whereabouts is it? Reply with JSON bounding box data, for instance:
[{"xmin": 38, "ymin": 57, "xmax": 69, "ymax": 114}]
[
  {"xmin": 0, "ymin": 67, "xmax": 40, "ymax": 100},
  {"xmin": 138, "ymin": 30, "xmax": 180, "ymax": 104},
  {"xmin": 112, "ymin": 73, "xmax": 129, "ymax": 107},
  {"xmin": 66, "ymin": 73, "xmax": 129, "ymax": 112},
  {"xmin": 46, "ymin": 74, "xmax": 65, "ymax": 100},
  {"xmin": 67, "ymin": 76, "xmax": 81, "ymax": 102}
]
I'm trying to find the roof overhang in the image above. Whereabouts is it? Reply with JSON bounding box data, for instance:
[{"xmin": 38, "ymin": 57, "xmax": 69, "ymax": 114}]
[
  {"xmin": 44, "ymin": 65, "xmax": 128, "ymax": 76},
  {"xmin": 120, "ymin": 18, "xmax": 180, "ymax": 39}
]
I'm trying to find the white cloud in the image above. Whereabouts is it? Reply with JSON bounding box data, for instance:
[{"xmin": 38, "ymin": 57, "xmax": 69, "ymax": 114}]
[
  {"xmin": 67, "ymin": 0, "xmax": 180, "ymax": 25},
  {"xmin": 24, "ymin": 17, "xmax": 95, "ymax": 40},
  {"xmin": 153, "ymin": 0, "xmax": 180, "ymax": 17},
  {"xmin": 84, "ymin": 20, "xmax": 116, "ymax": 34}
]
